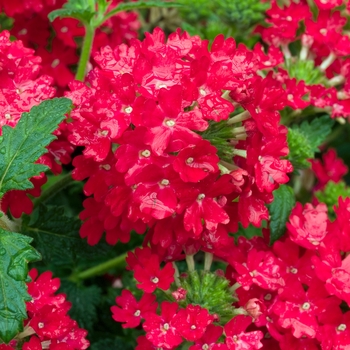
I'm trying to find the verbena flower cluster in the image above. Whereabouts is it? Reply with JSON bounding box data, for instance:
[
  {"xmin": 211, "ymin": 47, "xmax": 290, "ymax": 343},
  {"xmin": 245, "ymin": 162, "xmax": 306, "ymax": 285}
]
[{"xmin": 1, "ymin": 0, "xmax": 350, "ymax": 349}]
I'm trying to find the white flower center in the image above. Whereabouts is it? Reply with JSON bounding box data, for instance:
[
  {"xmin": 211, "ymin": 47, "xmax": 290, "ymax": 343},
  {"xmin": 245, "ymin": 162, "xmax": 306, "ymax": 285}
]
[
  {"xmin": 151, "ymin": 277, "xmax": 159, "ymax": 283},
  {"xmin": 51, "ymin": 59, "xmax": 60, "ymax": 68},
  {"xmin": 264, "ymin": 294, "xmax": 272, "ymax": 301},
  {"xmin": 338, "ymin": 324, "xmax": 347, "ymax": 331},
  {"xmin": 302, "ymin": 302, "xmax": 310, "ymax": 310},
  {"xmin": 165, "ymin": 120, "xmax": 175, "ymax": 127},
  {"xmin": 125, "ymin": 106, "xmax": 133, "ymax": 114},
  {"xmin": 141, "ymin": 150, "xmax": 151, "ymax": 157},
  {"xmin": 18, "ymin": 28, "xmax": 28, "ymax": 35},
  {"xmin": 290, "ymin": 267, "xmax": 298, "ymax": 274},
  {"xmin": 134, "ymin": 310, "xmax": 141, "ymax": 317}
]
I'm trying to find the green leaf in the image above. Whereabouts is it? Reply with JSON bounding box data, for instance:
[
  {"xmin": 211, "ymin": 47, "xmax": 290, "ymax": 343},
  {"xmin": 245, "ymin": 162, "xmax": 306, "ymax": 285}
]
[
  {"xmin": 0, "ymin": 228, "xmax": 41, "ymax": 343},
  {"xmin": 59, "ymin": 281, "xmax": 102, "ymax": 330},
  {"xmin": 268, "ymin": 185, "xmax": 296, "ymax": 245},
  {"xmin": 22, "ymin": 205, "xmax": 82, "ymax": 266},
  {"xmin": 48, "ymin": 0, "xmax": 96, "ymax": 22},
  {"xmin": 0, "ymin": 98, "xmax": 71, "ymax": 197},
  {"xmin": 102, "ymin": 0, "xmax": 184, "ymax": 23},
  {"xmin": 90, "ymin": 337, "xmax": 135, "ymax": 350},
  {"xmin": 315, "ymin": 180, "xmax": 350, "ymax": 218},
  {"xmin": 235, "ymin": 224, "xmax": 263, "ymax": 243},
  {"xmin": 113, "ymin": 0, "xmax": 183, "ymax": 11},
  {"xmin": 287, "ymin": 115, "xmax": 334, "ymax": 170},
  {"xmin": 22, "ymin": 205, "xmax": 131, "ymax": 271}
]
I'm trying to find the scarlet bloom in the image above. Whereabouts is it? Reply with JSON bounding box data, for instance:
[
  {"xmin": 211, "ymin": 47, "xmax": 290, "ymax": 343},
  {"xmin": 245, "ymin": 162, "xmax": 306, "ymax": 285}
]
[
  {"xmin": 190, "ymin": 324, "xmax": 228, "ymax": 350},
  {"xmin": 224, "ymin": 315, "xmax": 263, "ymax": 349},
  {"xmin": 111, "ymin": 290, "xmax": 157, "ymax": 328},
  {"xmin": 233, "ymin": 249, "xmax": 286, "ymax": 291},
  {"xmin": 133, "ymin": 254, "xmax": 175, "ymax": 293},
  {"xmin": 286, "ymin": 202, "xmax": 328, "ymax": 249},
  {"xmin": 172, "ymin": 305, "xmax": 214, "ymax": 341},
  {"xmin": 143, "ymin": 302, "xmax": 183, "ymax": 349},
  {"xmin": 25, "ymin": 269, "xmax": 89, "ymax": 350},
  {"xmin": 310, "ymin": 149, "xmax": 348, "ymax": 189},
  {"xmin": 173, "ymin": 139, "xmax": 219, "ymax": 182},
  {"xmin": 313, "ymin": 254, "xmax": 350, "ymax": 305}
]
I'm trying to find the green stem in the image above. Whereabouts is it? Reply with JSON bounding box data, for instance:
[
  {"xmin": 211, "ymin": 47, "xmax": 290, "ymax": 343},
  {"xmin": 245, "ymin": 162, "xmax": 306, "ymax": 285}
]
[
  {"xmin": 72, "ymin": 252, "xmax": 127, "ymax": 281},
  {"xmin": 33, "ymin": 172, "xmax": 75, "ymax": 208},
  {"xmin": 75, "ymin": 24, "xmax": 95, "ymax": 81}
]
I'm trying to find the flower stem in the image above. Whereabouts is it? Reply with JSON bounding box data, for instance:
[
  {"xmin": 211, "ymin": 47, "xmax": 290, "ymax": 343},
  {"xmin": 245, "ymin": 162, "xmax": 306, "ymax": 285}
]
[
  {"xmin": 71, "ymin": 252, "xmax": 128, "ymax": 281},
  {"xmin": 173, "ymin": 262, "xmax": 181, "ymax": 287},
  {"xmin": 33, "ymin": 172, "xmax": 75, "ymax": 208},
  {"xmin": 204, "ymin": 252, "xmax": 213, "ymax": 271},
  {"xmin": 227, "ymin": 110, "xmax": 251, "ymax": 125},
  {"xmin": 75, "ymin": 24, "xmax": 95, "ymax": 81},
  {"xmin": 319, "ymin": 52, "xmax": 336, "ymax": 72},
  {"xmin": 186, "ymin": 254, "xmax": 195, "ymax": 272}
]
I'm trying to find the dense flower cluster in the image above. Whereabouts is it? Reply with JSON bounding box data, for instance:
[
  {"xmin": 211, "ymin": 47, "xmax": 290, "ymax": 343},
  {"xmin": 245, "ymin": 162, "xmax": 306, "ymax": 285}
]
[
  {"xmin": 3, "ymin": 0, "xmax": 140, "ymax": 89},
  {"xmin": 2, "ymin": 0, "xmax": 350, "ymax": 349},
  {"xmin": 68, "ymin": 27, "xmax": 293, "ymax": 246},
  {"xmin": 0, "ymin": 269, "xmax": 89, "ymax": 350},
  {"xmin": 255, "ymin": 0, "xmax": 350, "ymax": 120}
]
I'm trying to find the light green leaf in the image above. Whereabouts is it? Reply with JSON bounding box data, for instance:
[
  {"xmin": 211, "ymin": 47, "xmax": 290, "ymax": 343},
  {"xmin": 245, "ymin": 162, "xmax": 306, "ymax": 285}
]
[
  {"xmin": 102, "ymin": 1, "xmax": 184, "ymax": 23},
  {"xmin": 287, "ymin": 115, "xmax": 334, "ymax": 170},
  {"xmin": 0, "ymin": 229, "xmax": 41, "ymax": 343},
  {"xmin": 48, "ymin": 0, "xmax": 96, "ymax": 22},
  {"xmin": 268, "ymin": 185, "xmax": 296, "ymax": 245},
  {"xmin": 0, "ymin": 98, "xmax": 72, "ymax": 197}
]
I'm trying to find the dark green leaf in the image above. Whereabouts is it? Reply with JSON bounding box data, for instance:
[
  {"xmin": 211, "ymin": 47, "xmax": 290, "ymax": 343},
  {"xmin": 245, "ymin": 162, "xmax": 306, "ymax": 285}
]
[
  {"xmin": 0, "ymin": 229, "xmax": 41, "ymax": 343},
  {"xmin": 48, "ymin": 0, "xmax": 95, "ymax": 22},
  {"xmin": 268, "ymin": 185, "xmax": 296, "ymax": 245},
  {"xmin": 90, "ymin": 336, "xmax": 135, "ymax": 350},
  {"xmin": 59, "ymin": 281, "xmax": 101, "ymax": 330},
  {"xmin": 287, "ymin": 115, "xmax": 334, "ymax": 170},
  {"xmin": 22, "ymin": 205, "xmax": 131, "ymax": 272},
  {"xmin": 0, "ymin": 98, "xmax": 71, "ymax": 197},
  {"xmin": 22, "ymin": 205, "xmax": 82, "ymax": 266}
]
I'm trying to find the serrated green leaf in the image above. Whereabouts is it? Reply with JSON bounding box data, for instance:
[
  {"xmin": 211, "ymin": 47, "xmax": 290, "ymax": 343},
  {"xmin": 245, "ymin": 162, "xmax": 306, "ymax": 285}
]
[
  {"xmin": 22, "ymin": 205, "xmax": 82, "ymax": 266},
  {"xmin": 315, "ymin": 180, "xmax": 350, "ymax": 218},
  {"xmin": 0, "ymin": 228, "xmax": 41, "ymax": 343},
  {"xmin": 288, "ymin": 115, "xmax": 334, "ymax": 170},
  {"xmin": 0, "ymin": 98, "xmax": 71, "ymax": 197},
  {"xmin": 48, "ymin": 0, "xmax": 96, "ymax": 22},
  {"xmin": 59, "ymin": 281, "xmax": 101, "ymax": 330},
  {"xmin": 22, "ymin": 205, "xmax": 131, "ymax": 271},
  {"xmin": 268, "ymin": 185, "xmax": 296, "ymax": 245},
  {"xmin": 90, "ymin": 337, "xmax": 134, "ymax": 350}
]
